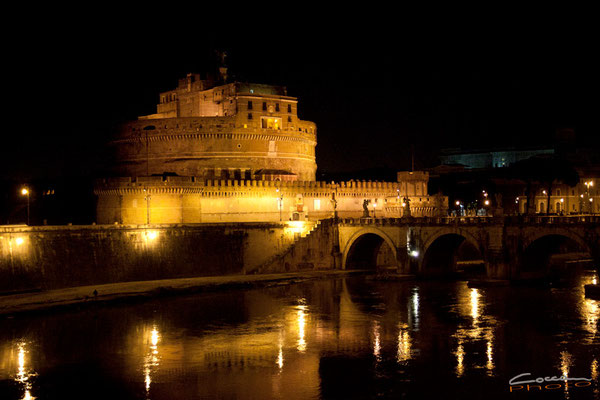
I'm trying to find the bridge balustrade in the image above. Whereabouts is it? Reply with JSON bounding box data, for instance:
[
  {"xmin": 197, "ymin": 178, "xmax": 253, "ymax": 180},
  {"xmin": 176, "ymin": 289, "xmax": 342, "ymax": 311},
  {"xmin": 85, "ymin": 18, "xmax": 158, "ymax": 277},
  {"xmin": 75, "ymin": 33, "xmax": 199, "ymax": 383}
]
[{"xmin": 338, "ymin": 215, "xmax": 598, "ymax": 226}]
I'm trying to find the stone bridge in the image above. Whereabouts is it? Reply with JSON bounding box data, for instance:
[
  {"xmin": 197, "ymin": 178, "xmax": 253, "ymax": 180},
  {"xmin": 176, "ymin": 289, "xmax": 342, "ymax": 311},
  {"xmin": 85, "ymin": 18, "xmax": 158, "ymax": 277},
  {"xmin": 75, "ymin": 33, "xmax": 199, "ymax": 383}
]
[{"xmin": 336, "ymin": 216, "xmax": 600, "ymax": 280}]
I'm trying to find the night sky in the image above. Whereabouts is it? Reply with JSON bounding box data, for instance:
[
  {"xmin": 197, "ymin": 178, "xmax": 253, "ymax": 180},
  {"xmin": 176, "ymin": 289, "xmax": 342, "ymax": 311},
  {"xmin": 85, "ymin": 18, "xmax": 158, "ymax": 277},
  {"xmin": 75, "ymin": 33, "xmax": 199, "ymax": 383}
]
[{"xmin": 4, "ymin": 17, "xmax": 599, "ymax": 181}]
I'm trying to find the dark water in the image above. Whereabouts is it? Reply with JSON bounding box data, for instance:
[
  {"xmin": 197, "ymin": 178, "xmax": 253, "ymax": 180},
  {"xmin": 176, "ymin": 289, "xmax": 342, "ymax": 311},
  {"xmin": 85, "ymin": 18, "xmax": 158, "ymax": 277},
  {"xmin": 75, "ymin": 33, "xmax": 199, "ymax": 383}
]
[{"xmin": 1, "ymin": 272, "xmax": 600, "ymax": 399}]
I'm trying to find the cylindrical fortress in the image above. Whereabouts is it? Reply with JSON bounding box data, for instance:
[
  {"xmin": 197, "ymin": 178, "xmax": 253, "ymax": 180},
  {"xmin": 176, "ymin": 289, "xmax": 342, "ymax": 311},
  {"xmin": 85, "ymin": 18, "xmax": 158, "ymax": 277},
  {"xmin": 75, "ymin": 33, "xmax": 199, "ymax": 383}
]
[
  {"xmin": 110, "ymin": 117, "xmax": 317, "ymax": 181},
  {"xmin": 108, "ymin": 76, "xmax": 317, "ymax": 181}
]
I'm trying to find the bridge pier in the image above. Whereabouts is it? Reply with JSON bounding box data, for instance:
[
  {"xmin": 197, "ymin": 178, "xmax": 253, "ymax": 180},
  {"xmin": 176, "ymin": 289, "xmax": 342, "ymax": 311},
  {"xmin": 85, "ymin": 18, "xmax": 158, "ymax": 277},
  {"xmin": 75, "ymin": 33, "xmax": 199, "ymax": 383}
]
[{"xmin": 484, "ymin": 250, "xmax": 511, "ymax": 280}]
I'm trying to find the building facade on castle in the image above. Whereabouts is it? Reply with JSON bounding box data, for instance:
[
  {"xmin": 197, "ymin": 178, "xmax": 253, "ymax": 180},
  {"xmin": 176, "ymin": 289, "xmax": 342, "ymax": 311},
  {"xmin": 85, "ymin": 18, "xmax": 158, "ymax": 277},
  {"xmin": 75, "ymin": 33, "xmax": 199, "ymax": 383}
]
[{"xmin": 96, "ymin": 72, "xmax": 447, "ymax": 224}]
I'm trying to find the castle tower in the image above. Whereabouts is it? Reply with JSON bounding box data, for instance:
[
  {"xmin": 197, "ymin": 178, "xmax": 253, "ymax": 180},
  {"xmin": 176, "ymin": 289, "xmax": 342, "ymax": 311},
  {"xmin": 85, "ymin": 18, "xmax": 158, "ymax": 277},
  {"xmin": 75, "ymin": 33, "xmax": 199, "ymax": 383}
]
[{"xmin": 108, "ymin": 74, "xmax": 317, "ymax": 181}]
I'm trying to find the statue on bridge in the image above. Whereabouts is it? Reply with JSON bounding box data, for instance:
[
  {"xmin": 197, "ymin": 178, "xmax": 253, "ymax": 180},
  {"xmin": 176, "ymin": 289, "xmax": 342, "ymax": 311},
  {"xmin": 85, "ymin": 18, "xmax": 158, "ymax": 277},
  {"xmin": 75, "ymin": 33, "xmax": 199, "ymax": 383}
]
[
  {"xmin": 403, "ymin": 197, "xmax": 411, "ymax": 217},
  {"xmin": 363, "ymin": 199, "xmax": 371, "ymax": 218},
  {"xmin": 331, "ymin": 192, "xmax": 338, "ymax": 219}
]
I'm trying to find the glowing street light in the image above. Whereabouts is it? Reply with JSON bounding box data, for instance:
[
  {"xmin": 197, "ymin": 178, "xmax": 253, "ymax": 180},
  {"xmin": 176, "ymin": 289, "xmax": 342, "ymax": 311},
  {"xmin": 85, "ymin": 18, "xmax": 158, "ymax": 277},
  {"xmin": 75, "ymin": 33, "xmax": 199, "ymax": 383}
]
[
  {"xmin": 20, "ymin": 187, "xmax": 30, "ymax": 225},
  {"xmin": 373, "ymin": 202, "xmax": 377, "ymax": 218}
]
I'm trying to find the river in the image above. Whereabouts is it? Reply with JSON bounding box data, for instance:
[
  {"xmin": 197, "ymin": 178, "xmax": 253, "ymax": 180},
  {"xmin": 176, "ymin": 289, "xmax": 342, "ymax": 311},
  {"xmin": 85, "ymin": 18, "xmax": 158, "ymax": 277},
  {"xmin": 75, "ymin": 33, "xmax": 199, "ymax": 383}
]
[{"xmin": 1, "ymin": 271, "xmax": 599, "ymax": 399}]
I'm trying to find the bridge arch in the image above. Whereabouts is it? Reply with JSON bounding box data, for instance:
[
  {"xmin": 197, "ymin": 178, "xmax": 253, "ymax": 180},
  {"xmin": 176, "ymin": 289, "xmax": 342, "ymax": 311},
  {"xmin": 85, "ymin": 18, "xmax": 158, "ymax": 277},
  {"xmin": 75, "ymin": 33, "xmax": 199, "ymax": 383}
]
[
  {"xmin": 342, "ymin": 228, "xmax": 398, "ymax": 270},
  {"xmin": 420, "ymin": 231, "xmax": 484, "ymax": 278},
  {"xmin": 520, "ymin": 229, "xmax": 593, "ymax": 280}
]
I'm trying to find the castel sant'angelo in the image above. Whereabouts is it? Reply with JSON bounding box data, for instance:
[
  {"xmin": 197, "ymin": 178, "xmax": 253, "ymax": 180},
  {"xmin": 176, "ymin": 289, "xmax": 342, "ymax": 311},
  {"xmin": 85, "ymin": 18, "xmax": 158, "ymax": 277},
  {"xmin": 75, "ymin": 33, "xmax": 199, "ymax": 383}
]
[{"xmin": 95, "ymin": 65, "xmax": 447, "ymax": 224}]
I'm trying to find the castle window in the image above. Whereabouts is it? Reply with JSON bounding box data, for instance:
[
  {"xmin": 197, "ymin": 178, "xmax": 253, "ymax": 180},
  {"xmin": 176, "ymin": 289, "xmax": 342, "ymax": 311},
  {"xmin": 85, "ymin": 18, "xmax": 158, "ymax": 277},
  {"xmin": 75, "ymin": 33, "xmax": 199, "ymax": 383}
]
[
  {"xmin": 288, "ymin": 104, "xmax": 292, "ymax": 113},
  {"xmin": 262, "ymin": 102, "xmax": 267, "ymax": 111},
  {"xmin": 248, "ymin": 113, "xmax": 253, "ymax": 120},
  {"xmin": 313, "ymin": 199, "xmax": 321, "ymax": 210},
  {"xmin": 288, "ymin": 116, "xmax": 292, "ymax": 122},
  {"xmin": 261, "ymin": 117, "xmax": 282, "ymax": 130},
  {"xmin": 248, "ymin": 101, "xmax": 253, "ymax": 110},
  {"xmin": 275, "ymin": 103, "xmax": 280, "ymax": 112}
]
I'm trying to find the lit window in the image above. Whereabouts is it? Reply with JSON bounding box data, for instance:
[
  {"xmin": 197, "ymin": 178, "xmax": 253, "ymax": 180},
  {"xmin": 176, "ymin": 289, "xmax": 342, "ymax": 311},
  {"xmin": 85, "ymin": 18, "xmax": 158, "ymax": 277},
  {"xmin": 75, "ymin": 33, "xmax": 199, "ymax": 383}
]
[
  {"xmin": 261, "ymin": 117, "xmax": 282, "ymax": 129},
  {"xmin": 314, "ymin": 199, "xmax": 321, "ymax": 210}
]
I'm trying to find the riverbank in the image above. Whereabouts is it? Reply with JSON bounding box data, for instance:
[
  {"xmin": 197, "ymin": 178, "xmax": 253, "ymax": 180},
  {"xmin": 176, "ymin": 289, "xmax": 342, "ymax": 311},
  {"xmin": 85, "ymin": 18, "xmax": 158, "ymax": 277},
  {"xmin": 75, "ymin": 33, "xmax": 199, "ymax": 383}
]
[{"xmin": 0, "ymin": 270, "xmax": 370, "ymax": 317}]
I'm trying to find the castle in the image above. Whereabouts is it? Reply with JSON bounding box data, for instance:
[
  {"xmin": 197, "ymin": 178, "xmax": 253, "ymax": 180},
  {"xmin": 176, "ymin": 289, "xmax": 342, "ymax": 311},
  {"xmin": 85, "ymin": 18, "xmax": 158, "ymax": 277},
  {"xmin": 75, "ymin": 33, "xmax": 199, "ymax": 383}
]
[{"xmin": 95, "ymin": 70, "xmax": 447, "ymax": 224}]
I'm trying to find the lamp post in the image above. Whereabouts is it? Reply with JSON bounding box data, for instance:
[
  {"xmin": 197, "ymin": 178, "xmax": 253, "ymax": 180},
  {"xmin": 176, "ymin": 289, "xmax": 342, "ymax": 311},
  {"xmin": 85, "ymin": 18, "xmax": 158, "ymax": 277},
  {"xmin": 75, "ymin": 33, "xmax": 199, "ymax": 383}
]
[
  {"xmin": 276, "ymin": 188, "xmax": 283, "ymax": 221},
  {"xmin": 585, "ymin": 181, "xmax": 594, "ymax": 214},
  {"xmin": 21, "ymin": 187, "xmax": 30, "ymax": 225},
  {"xmin": 373, "ymin": 202, "xmax": 377, "ymax": 219}
]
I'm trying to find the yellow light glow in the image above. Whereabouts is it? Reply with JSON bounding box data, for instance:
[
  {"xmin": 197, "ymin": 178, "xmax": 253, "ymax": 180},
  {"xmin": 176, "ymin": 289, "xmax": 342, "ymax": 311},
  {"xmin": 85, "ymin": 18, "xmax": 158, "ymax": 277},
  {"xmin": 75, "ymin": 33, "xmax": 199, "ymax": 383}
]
[
  {"xmin": 484, "ymin": 200, "xmax": 490, "ymax": 206},
  {"xmin": 411, "ymin": 290, "xmax": 420, "ymax": 330},
  {"xmin": 15, "ymin": 237, "xmax": 24, "ymax": 246},
  {"xmin": 397, "ymin": 324, "xmax": 411, "ymax": 363},
  {"xmin": 144, "ymin": 325, "xmax": 161, "ymax": 396},
  {"xmin": 297, "ymin": 304, "xmax": 307, "ymax": 352},
  {"xmin": 486, "ymin": 331, "xmax": 494, "ymax": 375},
  {"xmin": 470, "ymin": 288, "xmax": 480, "ymax": 322},
  {"xmin": 146, "ymin": 231, "xmax": 158, "ymax": 241},
  {"xmin": 582, "ymin": 297, "xmax": 599, "ymax": 339},
  {"xmin": 372, "ymin": 321, "xmax": 381, "ymax": 361},
  {"xmin": 560, "ymin": 198, "xmax": 564, "ymax": 203},
  {"xmin": 151, "ymin": 328, "xmax": 159, "ymax": 347},
  {"xmin": 276, "ymin": 343, "xmax": 284, "ymax": 369},
  {"xmin": 561, "ymin": 350, "xmax": 572, "ymax": 378},
  {"xmin": 15, "ymin": 341, "xmax": 35, "ymax": 400},
  {"xmin": 456, "ymin": 341, "xmax": 465, "ymax": 377},
  {"xmin": 21, "ymin": 188, "xmax": 29, "ymax": 196}
]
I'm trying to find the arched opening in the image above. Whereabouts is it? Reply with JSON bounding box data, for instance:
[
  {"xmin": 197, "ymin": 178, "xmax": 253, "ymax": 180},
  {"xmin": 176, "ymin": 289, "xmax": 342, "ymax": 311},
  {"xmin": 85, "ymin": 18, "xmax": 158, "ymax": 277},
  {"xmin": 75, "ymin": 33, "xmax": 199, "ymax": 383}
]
[
  {"xmin": 421, "ymin": 234, "xmax": 484, "ymax": 279},
  {"xmin": 345, "ymin": 233, "xmax": 396, "ymax": 270},
  {"xmin": 520, "ymin": 234, "xmax": 593, "ymax": 284}
]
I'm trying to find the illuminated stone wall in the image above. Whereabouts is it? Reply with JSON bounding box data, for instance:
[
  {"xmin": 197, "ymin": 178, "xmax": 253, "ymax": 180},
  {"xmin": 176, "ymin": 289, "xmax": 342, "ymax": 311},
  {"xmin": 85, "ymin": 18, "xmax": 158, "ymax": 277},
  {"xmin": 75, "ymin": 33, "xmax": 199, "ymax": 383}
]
[
  {"xmin": 0, "ymin": 222, "xmax": 331, "ymax": 293},
  {"xmin": 94, "ymin": 177, "xmax": 446, "ymax": 225}
]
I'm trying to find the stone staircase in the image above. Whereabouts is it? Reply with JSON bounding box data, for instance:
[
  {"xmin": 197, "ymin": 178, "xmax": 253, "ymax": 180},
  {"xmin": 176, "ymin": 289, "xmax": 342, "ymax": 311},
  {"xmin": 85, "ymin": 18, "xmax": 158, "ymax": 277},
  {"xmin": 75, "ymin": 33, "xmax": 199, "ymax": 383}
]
[{"xmin": 250, "ymin": 219, "xmax": 336, "ymax": 274}]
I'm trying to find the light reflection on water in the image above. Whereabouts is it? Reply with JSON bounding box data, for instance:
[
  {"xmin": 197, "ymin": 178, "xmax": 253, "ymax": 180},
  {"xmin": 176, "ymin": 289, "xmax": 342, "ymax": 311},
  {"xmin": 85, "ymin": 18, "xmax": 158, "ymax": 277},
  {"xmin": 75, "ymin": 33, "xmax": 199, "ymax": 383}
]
[
  {"xmin": 15, "ymin": 342, "xmax": 35, "ymax": 400},
  {"xmin": 1, "ymin": 274, "xmax": 600, "ymax": 399}
]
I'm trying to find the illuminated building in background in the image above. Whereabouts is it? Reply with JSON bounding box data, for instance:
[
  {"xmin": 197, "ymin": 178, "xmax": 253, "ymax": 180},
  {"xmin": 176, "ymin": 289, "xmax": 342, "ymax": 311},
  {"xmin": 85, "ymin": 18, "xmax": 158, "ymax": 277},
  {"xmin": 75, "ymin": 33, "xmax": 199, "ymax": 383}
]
[{"xmin": 96, "ymin": 69, "xmax": 447, "ymax": 224}]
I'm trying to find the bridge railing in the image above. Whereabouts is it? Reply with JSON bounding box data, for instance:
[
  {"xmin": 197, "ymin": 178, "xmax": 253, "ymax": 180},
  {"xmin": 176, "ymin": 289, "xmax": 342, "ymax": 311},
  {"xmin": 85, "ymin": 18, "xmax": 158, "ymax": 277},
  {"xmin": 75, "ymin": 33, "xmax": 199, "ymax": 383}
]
[
  {"xmin": 505, "ymin": 215, "xmax": 600, "ymax": 225},
  {"xmin": 338, "ymin": 216, "xmax": 498, "ymax": 226},
  {"xmin": 337, "ymin": 215, "xmax": 600, "ymax": 226}
]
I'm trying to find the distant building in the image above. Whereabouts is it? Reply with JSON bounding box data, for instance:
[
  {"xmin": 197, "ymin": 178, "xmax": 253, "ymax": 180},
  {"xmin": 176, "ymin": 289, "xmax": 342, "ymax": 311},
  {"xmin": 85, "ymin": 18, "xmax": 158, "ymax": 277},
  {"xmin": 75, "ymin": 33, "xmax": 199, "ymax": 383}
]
[{"xmin": 439, "ymin": 147, "xmax": 554, "ymax": 169}]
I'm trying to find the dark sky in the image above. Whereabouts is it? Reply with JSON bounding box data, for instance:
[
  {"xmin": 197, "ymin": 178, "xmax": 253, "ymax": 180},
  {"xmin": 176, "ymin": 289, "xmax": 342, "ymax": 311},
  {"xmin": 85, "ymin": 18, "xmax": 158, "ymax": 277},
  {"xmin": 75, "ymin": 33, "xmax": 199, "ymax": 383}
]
[{"xmin": 4, "ymin": 15, "xmax": 599, "ymax": 181}]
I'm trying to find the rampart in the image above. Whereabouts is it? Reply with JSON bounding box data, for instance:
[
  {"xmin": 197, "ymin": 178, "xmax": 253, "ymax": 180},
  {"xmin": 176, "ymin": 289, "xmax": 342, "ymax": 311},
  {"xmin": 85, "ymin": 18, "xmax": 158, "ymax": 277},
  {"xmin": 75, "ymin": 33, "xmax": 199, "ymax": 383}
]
[
  {"xmin": 94, "ymin": 177, "xmax": 445, "ymax": 224},
  {"xmin": 0, "ymin": 221, "xmax": 335, "ymax": 293}
]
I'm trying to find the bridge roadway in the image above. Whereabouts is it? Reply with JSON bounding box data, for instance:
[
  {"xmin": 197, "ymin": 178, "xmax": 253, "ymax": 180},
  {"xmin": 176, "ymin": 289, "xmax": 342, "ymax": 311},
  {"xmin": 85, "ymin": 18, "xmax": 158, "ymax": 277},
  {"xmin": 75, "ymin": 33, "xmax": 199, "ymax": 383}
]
[{"xmin": 336, "ymin": 215, "xmax": 600, "ymax": 279}]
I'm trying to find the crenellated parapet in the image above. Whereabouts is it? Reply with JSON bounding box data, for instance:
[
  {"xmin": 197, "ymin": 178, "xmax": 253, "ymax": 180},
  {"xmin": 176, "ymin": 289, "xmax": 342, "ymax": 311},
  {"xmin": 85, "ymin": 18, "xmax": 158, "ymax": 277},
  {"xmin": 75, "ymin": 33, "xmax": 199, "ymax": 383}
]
[{"xmin": 94, "ymin": 176, "xmax": 445, "ymax": 224}]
